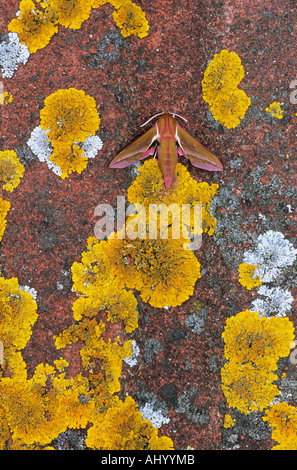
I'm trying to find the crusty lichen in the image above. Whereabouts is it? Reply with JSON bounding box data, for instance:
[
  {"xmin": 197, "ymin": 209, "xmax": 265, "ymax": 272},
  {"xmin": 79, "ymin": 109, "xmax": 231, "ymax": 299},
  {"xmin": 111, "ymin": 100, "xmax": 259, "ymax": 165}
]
[
  {"xmin": 221, "ymin": 310, "xmax": 294, "ymax": 414},
  {"xmin": 41, "ymin": 0, "xmax": 93, "ymax": 29},
  {"xmin": 8, "ymin": 0, "xmax": 149, "ymax": 56},
  {"xmin": 265, "ymin": 101, "xmax": 284, "ymax": 119},
  {"xmin": 202, "ymin": 50, "xmax": 251, "ymax": 129},
  {"xmin": 238, "ymin": 263, "xmax": 262, "ymax": 290},
  {"xmin": 39, "ymin": 88, "xmax": 100, "ymax": 178},
  {"xmin": 111, "ymin": 0, "xmax": 149, "ymax": 38},
  {"xmin": 8, "ymin": 0, "xmax": 58, "ymax": 53},
  {"xmin": 0, "ymin": 150, "xmax": 25, "ymax": 192},
  {"xmin": 263, "ymin": 402, "xmax": 297, "ymax": 450},
  {"xmin": 0, "ymin": 276, "xmax": 38, "ymax": 367},
  {"xmin": 105, "ymin": 235, "xmax": 201, "ymax": 308},
  {"xmin": 86, "ymin": 395, "xmax": 173, "ymax": 450},
  {"xmin": 127, "ymin": 159, "xmax": 219, "ymax": 237},
  {"xmin": 0, "ymin": 198, "xmax": 11, "ymax": 242}
]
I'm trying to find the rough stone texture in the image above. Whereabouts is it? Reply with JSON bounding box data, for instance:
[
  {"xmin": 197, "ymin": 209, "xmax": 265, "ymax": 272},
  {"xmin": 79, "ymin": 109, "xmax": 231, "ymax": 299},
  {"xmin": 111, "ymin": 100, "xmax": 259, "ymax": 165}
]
[{"xmin": 1, "ymin": 0, "xmax": 296, "ymax": 450}]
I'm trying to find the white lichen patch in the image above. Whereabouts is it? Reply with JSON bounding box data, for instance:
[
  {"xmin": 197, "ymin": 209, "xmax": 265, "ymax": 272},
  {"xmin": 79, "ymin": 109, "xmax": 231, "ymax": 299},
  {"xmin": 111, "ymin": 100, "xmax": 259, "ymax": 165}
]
[
  {"xmin": 80, "ymin": 135, "xmax": 103, "ymax": 159},
  {"xmin": 20, "ymin": 285, "xmax": 37, "ymax": 301},
  {"xmin": 243, "ymin": 230, "xmax": 297, "ymax": 282},
  {"xmin": 0, "ymin": 32, "xmax": 30, "ymax": 78},
  {"xmin": 250, "ymin": 285, "xmax": 294, "ymax": 317},
  {"xmin": 123, "ymin": 340, "xmax": 140, "ymax": 367},
  {"xmin": 139, "ymin": 402, "xmax": 170, "ymax": 428},
  {"xmin": 28, "ymin": 126, "xmax": 103, "ymax": 176},
  {"xmin": 27, "ymin": 126, "xmax": 62, "ymax": 176}
]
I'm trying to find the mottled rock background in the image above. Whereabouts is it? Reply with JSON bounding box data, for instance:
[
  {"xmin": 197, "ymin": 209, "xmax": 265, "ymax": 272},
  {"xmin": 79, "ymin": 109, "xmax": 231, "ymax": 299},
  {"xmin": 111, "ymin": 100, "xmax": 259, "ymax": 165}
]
[{"xmin": 1, "ymin": 0, "xmax": 296, "ymax": 450}]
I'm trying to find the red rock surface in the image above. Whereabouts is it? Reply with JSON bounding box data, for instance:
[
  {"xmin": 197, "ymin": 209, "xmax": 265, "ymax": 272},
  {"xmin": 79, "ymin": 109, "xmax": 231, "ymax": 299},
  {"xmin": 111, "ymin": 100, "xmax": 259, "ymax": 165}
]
[{"xmin": 1, "ymin": 0, "xmax": 296, "ymax": 450}]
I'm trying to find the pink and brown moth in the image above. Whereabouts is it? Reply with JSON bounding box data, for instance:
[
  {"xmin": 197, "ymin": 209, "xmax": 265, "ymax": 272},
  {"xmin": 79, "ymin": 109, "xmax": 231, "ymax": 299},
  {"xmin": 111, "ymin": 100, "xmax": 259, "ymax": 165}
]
[{"xmin": 109, "ymin": 110, "xmax": 223, "ymax": 189}]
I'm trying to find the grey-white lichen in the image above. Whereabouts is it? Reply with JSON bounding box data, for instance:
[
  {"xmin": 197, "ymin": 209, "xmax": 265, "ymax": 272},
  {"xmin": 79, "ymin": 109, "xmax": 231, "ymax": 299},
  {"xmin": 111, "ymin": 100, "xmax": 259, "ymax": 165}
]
[
  {"xmin": 250, "ymin": 285, "xmax": 294, "ymax": 317},
  {"xmin": 27, "ymin": 126, "xmax": 62, "ymax": 176},
  {"xmin": 243, "ymin": 230, "xmax": 297, "ymax": 282},
  {"xmin": 27, "ymin": 126, "xmax": 103, "ymax": 176},
  {"xmin": 123, "ymin": 340, "xmax": 140, "ymax": 367},
  {"xmin": 20, "ymin": 285, "xmax": 38, "ymax": 301},
  {"xmin": 80, "ymin": 135, "xmax": 103, "ymax": 159},
  {"xmin": 0, "ymin": 32, "xmax": 30, "ymax": 78},
  {"xmin": 139, "ymin": 403, "xmax": 170, "ymax": 428}
]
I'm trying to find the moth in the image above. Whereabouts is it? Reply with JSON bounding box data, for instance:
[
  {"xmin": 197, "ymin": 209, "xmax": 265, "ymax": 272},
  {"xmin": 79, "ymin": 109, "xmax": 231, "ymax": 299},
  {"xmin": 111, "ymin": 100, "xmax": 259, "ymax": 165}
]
[{"xmin": 109, "ymin": 110, "xmax": 223, "ymax": 189}]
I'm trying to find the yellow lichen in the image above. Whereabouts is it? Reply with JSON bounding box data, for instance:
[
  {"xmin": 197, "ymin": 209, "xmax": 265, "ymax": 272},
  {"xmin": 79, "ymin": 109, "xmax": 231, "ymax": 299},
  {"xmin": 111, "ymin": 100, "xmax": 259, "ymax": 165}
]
[
  {"xmin": 86, "ymin": 395, "xmax": 174, "ymax": 450},
  {"xmin": 0, "ymin": 277, "xmax": 38, "ymax": 366},
  {"xmin": 127, "ymin": 159, "xmax": 219, "ymax": 237},
  {"xmin": 202, "ymin": 50, "xmax": 251, "ymax": 129},
  {"xmin": 223, "ymin": 414, "xmax": 235, "ymax": 429},
  {"xmin": 263, "ymin": 402, "xmax": 297, "ymax": 450},
  {"xmin": 111, "ymin": 0, "xmax": 149, "ymax": 38},
  {"xmin": 208, "ymin": 88, "xmax": 251, "ymax": 129},
  {"xmin": 0, "ymin": 357, "xmax": 93, "ymax": 448},
  {"xmin": 8, "ymin": 0, "xmax": 149, "ymax": 57},
  {"xmin": 222, "ymin": 310, "xmax": 294, "ymax": 364},
  {"xmin": 55, "ymin": 317, "xmax": 133, "ymax": 394},
  {"xmin": 202, "ymin": 50, "xmax": 245, "ymax": 101},
  {"xmin": 44, "ymin": 0, "xmax": 94, "ymax": 29},
  {"xmin": 40, "ymin": 88, "xmax": 100, "ymax": 145},
  {"xmin": 221, "ymin": 310, "xmax": 295, "ymax": 414},
  {"xmin": 8, "ymin": 0, "xmax": 58, "ymax": 53},
  {"xmin": 105, "ymin": 235, "xmax": 201, "ymax": 308},
  {"xmin": 0, "ymin": 92, "xmax": 13, "ymax": 105},
  {"xmin": 39, "ymin": 88, "xmax": 100, "ymax": 178},
  {"xmin": 0, "ymin": 150, "xmax": 25, "ymax": 192},
  {"xmin": 0, "ymin": 198, "xmax": 11, "ymax": 242},
  {"xmin": 221, "ymin": 357, "xmax": 279, "ymax": 414},
  {"xmin": 70, "ymin": 237, "xmax": 139, "ymax": 332},
  {"xmin": 238, "ymin": 263, "xmax": 262, "ymax": 290},
  {"xmin": 50, "ymin": 142, "xmax": 88, "ymax": 179},
  {"xmin": 265, "ymin": 101, "xmax": 284, "ymax": 119}
]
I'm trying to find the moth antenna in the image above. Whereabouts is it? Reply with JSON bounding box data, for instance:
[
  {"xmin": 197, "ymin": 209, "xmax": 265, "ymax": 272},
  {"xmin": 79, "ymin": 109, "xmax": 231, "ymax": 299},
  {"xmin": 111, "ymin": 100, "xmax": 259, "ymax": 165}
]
[
  {"xmin": 171, "ymin": 112, "xmax": 188, "ymax": 123},
  {"xmin": 140, "ymin": 112, "xmax": 164, "ymax": 127}
]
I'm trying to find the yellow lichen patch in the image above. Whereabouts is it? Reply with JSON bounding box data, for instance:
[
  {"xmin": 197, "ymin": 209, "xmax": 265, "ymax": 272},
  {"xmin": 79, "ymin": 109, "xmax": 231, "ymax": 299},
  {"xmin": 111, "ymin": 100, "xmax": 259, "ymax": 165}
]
[
  {"xmin": 86, "ymin": 395, "xmax": 174, "ymax": 450},
  {"xmin": 265, "ymin": 101, "xmax": 284, "ymax": 119},
  {"xmin": 222, "ymin": 310, "xmax": 294, "ymax": 364},
  {"xmin": 0, "ymin": 277, "xmax": 38, "ymax": 366},
  {"xmin": 40, "ymin": 88, "xmax": 100, "ymax": 178},
  {"xmin": 105, "ymin": 235, "xmax": 201, "ymax": 308},
  {"xmin": 263, "ymin": 402, "xmax": 297, "ymax": 450},
  {"xmin": 70, "ymin": 237, "xmax": 138, "ymax": 332},
  {"xmin": 238, "ymin": 263, "xmax": 262, "ymax": 290},
  {"xmin": 221, "ymin": 310, "xmax": 295, "ymax": 414},
  {"xmin": 50, "ymin": 142, "xmax": 88, "ymax": 179},
  {"xmin": 44, "ymin": 0, "xmax": 93, "ymax": 29},
  {"xmin": 223, "ymin": 414, "xmax": 235, "ymax": 429},
  {"xmin": 55, "ymin": 317, "xmax": 133, "ymax": 394},
  {"xmin": 202, "ymin": 50, "xmax": 251, "ymax": 129},
  {"xmin": 40, "ymin": 88, "xmax": 100, "ymax": 145},
  {"xmin": 0, "ymin": 198, "xmax": 11, "ymax": 242},
  {"xmin": 111, "ymin": 0, "xmax": 149, "ymax": 38},
  {"xmin": 0, "ymin": 150, "xmax": 25, "ymax": 192},
  {"xmin": 208, "ymin": 88, "xmax": 251, "ymax": 129},
  {"xmin": 8, "ymin": 0, "xmax": 58, "ymax": 53},
  {"xmin": 0, "ymin": 358, "xmax": 93, "ymax": 448},
  {"xmin": 127, "ymin": 159, "xmax": 219, "ymax": 236},
  {"xmin": 202, "ymin": 50, "xmax": 245, "ymax": 101},
  {"xmin": 221, "ymin": 357, "xmax": 279, "ymax": 414},
  {"xmin": 0, "ymin": 92, "xmax": 13, "ymax": 105}
]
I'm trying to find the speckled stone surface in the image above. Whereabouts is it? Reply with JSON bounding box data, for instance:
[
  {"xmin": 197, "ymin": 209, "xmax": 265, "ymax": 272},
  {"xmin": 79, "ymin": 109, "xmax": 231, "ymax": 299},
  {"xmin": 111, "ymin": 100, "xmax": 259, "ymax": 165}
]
[{"xmin": 1, "ymin": 0, "xmax": 296, "ymax": 450}]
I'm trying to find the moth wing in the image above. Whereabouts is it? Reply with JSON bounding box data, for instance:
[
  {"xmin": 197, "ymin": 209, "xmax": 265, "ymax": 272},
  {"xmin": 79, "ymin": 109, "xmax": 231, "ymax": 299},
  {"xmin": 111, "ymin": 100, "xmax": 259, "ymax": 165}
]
[
  {"xmin": 177, "ymin": 126, "xmax": 223, "ymax": 172},
  {"xmin": 109, "ymin": 126, "xmax": 158, "ymax": 168}
]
